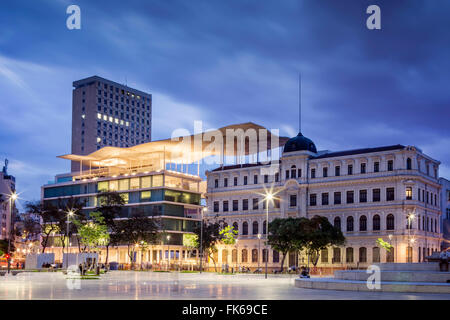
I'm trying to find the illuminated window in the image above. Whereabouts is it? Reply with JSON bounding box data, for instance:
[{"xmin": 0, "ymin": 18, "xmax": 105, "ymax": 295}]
[
  {"xmin": 165, "ymin": 175, "xmax": 182, "ymax": 188},
  {"xmin": 103, "ymin": 115, "xmax": 107, "ymax": 121},
  {"xmin": 81, "ymin": 114, "xmax": 86, "ymax": 119},
  {"xmin": 130, "ymin": 178, "xmax": 140, "ymax": 189},
  {"xmin": 96, "ymin": 137, "xmax": 101, "ymax": 143},
  {"xmin": 120, "ymin": 120, "xmax": 124, "ymax": 125},
  {"xmin": 406, "ymin": 187, "xmax": 412, "ymax": 200},
  {"xmin": 109, "ymin": 180, "xmax": 118, "ymax": 191},
  {"xmin": 98, "ymin": 181, "xmax": 109, "ymax": 192},
  {"xmin": 140, "ymin": 191, "xmax": 151, "ymax": 201},
  {"xmin": 118, "ymin": 179, "xmax": 129, "ymax": 191},
  {"xmin": 114, "ymin": 118, "xmax": 119, "ymax": 124},
  {"xmin": 152, "ymin": 175, "xmax": 163, "ymax": 187},
  {"xmin": 141, "ymin": 176, "xmax": 151, "ymax": 188},
  {"xmin": 109, "ymin": 116, "xmax": 113, "ymax": 122},
  {"xmin": 126, "ymin": 121, "xmax": 130, "ymax": 127},
  {"xmin": 97, "ymin": 113, "xmax": 102, "ymax": 119}
]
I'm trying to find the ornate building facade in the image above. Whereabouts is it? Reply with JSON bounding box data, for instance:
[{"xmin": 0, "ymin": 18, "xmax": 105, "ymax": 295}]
[{"xmin": 205, "ymin": 133, "xmax": 443, "ymax": 271}]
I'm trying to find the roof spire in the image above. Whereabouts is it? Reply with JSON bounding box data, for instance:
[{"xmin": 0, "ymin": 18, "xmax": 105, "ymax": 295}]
[{"xmin": 298, "ymin": 73, "xmax": 302, "ymax": 133}]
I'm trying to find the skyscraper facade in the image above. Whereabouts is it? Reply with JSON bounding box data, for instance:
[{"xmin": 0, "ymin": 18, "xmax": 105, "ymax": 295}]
[{"xmin": 71, "ymin": 76, "xmax": 152, "ymax": 171}]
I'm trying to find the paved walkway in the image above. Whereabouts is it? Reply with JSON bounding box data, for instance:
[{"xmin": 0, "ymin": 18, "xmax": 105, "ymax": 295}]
[{"xmin": 0, "ymin": 271, "xmax": 449, "ymax": 300}]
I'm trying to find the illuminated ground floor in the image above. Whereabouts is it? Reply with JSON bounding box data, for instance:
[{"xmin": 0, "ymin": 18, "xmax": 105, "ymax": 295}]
[
  {"xmin": 43, "ymin": 233, "xmax": 441, "ymax": 273},
  {"xmin": 1, "ymin": 271, "xmax": 449, "ymax": 300}
]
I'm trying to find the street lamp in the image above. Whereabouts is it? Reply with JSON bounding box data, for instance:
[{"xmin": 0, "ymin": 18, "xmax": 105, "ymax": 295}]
[
  {"xmin": 7, "ymin": 191, "xmax": 18, "ymax": 274},
  {"xmin": 199, "ymin": 207, "xmax": 205, "ymax": 273},
  {"xmin": 407, "ymin": 212, "xmax": 415, "ymax": 262},
  {"xmin": 257, "ymin": 233, "xmax": 261, "ymax": 271},
  {"xmin": 264, "ymin": 192, "xmax": 273, "ymax": 279},
  {"xmin": 235, "ymin": 239, "xmax": 239, "ymax": 273},
  {"xmin": 166, "ymin": 235, "xmax": 171, "ymax": 270},
  {"xmin": 65, "ymin": 210, "xmax": 74, "ymax": 269},
  {"xmin": 407, "ymin": 212, "xmax": 416, "ymax": 262}
]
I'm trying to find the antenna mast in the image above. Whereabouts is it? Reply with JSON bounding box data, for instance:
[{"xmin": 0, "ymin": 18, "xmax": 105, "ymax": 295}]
[{"xmin": 298, "ymin": 73, "xmax": 301, "ymax": 133}]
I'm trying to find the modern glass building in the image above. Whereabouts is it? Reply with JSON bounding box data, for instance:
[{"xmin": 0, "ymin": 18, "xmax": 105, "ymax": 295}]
[{"xmin": 42, "ymin": 138, "xmax": 205, "ymax": 267}]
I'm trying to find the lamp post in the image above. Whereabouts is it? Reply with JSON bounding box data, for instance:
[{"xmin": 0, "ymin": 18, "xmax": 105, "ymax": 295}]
[
  {"xmin": 264, "ymin": 192, "xmax": 273, "ymax": 279},
  {"xmin": 257, "ymin": 233, "xmax": 261, "ymax": 270},
  {"xmin": 407, "ymin": 212, "xmax": 415, "ymax": 263},
  {"xmin": 235, "ymin": 239, "xmax": 239, "ymax": 273},
  {"xmin": 199, "ymin": 208, "xmax": 205, "ymax": 273},
  {"xmin": 166, "ymin": 235, "xmax": 171, "ymax": 270},
  {"xmin": 66, "ymin": 210, "xmax": 74, "ymax": 269},
  {"xmin": 7, "ymin": 192, "xmax": 18, "ymax": 274}
]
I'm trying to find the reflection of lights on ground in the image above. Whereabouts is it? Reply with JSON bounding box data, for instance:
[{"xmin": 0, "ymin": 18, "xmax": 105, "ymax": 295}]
[{"xmin": 0, "ymin": 272, "xmax": 448, "ymax": 300}]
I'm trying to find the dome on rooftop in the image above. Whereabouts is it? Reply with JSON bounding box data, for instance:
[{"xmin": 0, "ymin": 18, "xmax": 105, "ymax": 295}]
[{"xmin": 283, "ymin": 132, "xmax": 317, "ymax": 153}]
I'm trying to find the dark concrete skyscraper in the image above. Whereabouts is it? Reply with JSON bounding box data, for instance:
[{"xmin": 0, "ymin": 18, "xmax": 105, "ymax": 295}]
[{"xmin": 71, "ymin": 76, "xmax": 152, "ymax": 171}]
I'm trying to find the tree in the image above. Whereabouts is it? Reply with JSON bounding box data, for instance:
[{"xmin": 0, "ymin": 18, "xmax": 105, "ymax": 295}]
[
  {"xmin": 0, "ymin": 239, "xmax": 14, "ymax": 257},
  {"xmin": 26, "ymin": 198, "xmax": 84, "ymax": 253},
  {"xmin": 268, "ymin": 217, "xmax": 305, "ymax": 272},
  {"xmin": 111, "ymin": 212, "xmax": 160, "ymax": 269},
  {"xmin": 26, "ymin": 201, "xmax": 60, "ymax": 253},
  {"xmin": 55, "ymin": 197, "xmax": 85, "ymax": 253},
  {"xmin": 219, "ymin": 225, "xmax": 238, "ymax": 245},
  {"xmin": 21, "ymin": 215, "xmax": 41, "ymax": 241},
  {"xmin": 95, "ymin": 192, "xmax": 125, "ymax": 264},
  {"xmin": 302, "ymin": 215, "xmax": 345, "ymax": 267},
  {"xmin": 192, "ymin": 216, "xmax": 224, "ymax": 272},
  {"xmin": 376, "ymin": 238, "xmax": 393, "ymax": 252},
  {"xmin": 73, "ymin": 211, "xmax": 109, "ymax": 257}
]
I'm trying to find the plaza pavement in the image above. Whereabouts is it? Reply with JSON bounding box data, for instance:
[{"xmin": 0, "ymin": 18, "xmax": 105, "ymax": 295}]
[{"xmin": 0, "ymin": 271, "xmax": 449, "ymax": 300}]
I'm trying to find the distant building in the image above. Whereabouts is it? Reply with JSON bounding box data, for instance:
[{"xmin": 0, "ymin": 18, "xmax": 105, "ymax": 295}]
[
  {"xmin": 206, "ymin": 132, "xmax": 443, "ymax": 270},
  {"xmin": 439, "ymin": 177, "xmax": 450, "ymax": 250},
  {"xmin": 0, "ymin": 159, "xmax": 16, "ymax": 240},
  {"xmin": 71, "ymin": 76, "xmax": 152, "ymax": 171}
]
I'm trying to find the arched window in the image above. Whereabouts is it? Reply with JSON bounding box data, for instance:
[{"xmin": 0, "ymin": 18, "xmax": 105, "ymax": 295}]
[
  {"xmin": 346, "ymin": 247, "xmax": 354, "ymax": 263},
  {"xmin": 262, "ymin": 249, "xmax": 268, "ymax": 262},
  {"xmin": 359, "ymin": 215, "xmax": 367, "ymax": 231},
  {"xmin": 273, "ymin": 250, "xmax": 279, "ymax": 263},
  {"xmin": 372, "ymin": 247, "xmax": 380, "ymax": 263},
  {"xmin": 347, "ymin": 216, "xmax": 354, "ymax": 232},
  {"xmin": 232, "ymin": 249, "xmax": 237, "ymax": 263},
  {"xmin": 332, "ymin": 248, "xmax": 341, "ymax": 263},
  {"xmin": 334, "ymin": 217, "xmax": 341, "ymax": 230},
  {"xmin": 359, "ymin": 247, "xmax": 367, "ymax": 263},
  {"xmin": 252, "ymin": 221, "xmax": 259, "ymax": 235},
  {"xmin": 242, "ymin": 221, "xmax": 248, "ymax": 235},
  {"xmin": 373, "ymin": 214, "xmax": 381, "ymax": 231},
  {"xmin": 233, "ymin": 222, "xmax": 239, "ymax": 233},
  {"xmin": 222, "ymin": 249, "xmax": 228, "ymax": 264},
  {"xmin": 262, "ymin": 220, "xmax": 267, "ymax": 234},
  {"xmin": 386, "ymin": 214, "xmax": 395, "ymax": 230},
  {"xmin": 406, "ymin": 158, "xmax": 412, "ymax": 170},
  {"xmin": 321, "ymin": 249, "xmax": 328, "ymax": 263},
  {"xmin": 386, "ymin": 247, "xmax": 394, "ymax": 262},
  {"xmin": 252, "ymin": 249, "xmax": 258, "ymax": 263},
  {"xmin": 291, "ymin": 165, "xmax": 297, "ymax": 179},
  {"xmin": 241, "ymin": 249, "xmax": 248, "ymax": 262}
]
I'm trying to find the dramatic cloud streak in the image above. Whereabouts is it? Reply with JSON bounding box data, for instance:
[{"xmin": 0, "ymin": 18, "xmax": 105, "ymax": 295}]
[{"xmin": 1, "ymin": 0, "xmax": 449, "ymax": 204}]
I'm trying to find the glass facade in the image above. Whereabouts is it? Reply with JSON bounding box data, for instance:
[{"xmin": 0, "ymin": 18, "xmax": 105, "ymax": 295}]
[{"xmin": 42, "ymin": 172, "xmax": 202, "ymax": 245}]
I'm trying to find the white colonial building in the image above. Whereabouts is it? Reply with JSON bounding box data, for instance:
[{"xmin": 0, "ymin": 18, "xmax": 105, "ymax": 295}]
[{"xmin": 205, "ymin": 132, "xmax": 443, "ymax": 271}]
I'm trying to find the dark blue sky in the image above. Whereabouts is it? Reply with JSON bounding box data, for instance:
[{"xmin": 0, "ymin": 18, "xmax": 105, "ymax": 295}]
[{"xmin": 1, "ymin": 0, "xmax": 449, "ymax": 205}]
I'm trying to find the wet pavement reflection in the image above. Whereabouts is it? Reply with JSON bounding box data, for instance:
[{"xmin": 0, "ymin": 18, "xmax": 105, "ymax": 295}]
[{"xmin": 0, "ymin": 271, "xmax": 448, "ymax": 300}]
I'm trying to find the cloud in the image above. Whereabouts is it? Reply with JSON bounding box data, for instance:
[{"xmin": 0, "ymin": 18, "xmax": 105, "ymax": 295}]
[{"xmin": 0, "ymin": 0, "xmax": 449, "ymax": 203}]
